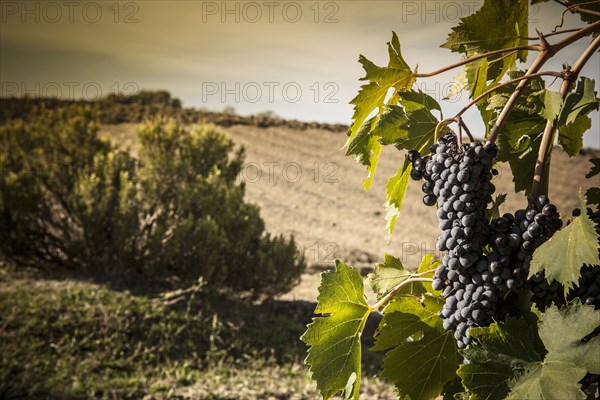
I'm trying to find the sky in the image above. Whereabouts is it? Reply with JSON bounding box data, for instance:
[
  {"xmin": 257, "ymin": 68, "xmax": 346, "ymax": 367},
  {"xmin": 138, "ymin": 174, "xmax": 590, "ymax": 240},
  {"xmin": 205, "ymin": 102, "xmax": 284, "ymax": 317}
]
[{"xmin": 1, "ymin": 0, "xmax": 599, "ymax": 147}]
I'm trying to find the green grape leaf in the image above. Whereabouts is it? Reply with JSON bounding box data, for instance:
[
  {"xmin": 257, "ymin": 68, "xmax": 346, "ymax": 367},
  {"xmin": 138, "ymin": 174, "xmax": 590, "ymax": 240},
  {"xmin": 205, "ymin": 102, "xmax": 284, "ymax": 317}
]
[
  {"xmin": 416, "ymin": 253, "xmax": 441, "ymax": 294},
  {"xmin": 487, "ymin": 71, "xmax": 546, "ymax": 113},
  {"xmin": 527, "ymin": 89, "xmax": 564, "ymax": 121},
  {"xmin": 586, "ymin": 187, "xmax": 600, "ymax": 208},
  {"xmin": 345, "ymin": 32, "xmax": 416, "ymax": 187},
  {"xmin": 459, "ymin": 316, "xmax": 544, "ymax": 400},
  {"xmin": 506, "ymin": 362, "xmax": 588, "ymax": 400},
  {"xmin": 442, "ymin": 0, "xmax": 528, "ymax": 95},
  {"xmin": 345, "ymin": 117, "xmax": 382, "ymax": 191},
  {"xmin": 345, "ymin": 117, "xmax": 376, "ymax": 168},
  {"xmin": 384, "ymin": 157, "xmax": 412, "ymax": 236},
  {"xmin": 507, "ymin": 301, "xmax": 600, "ymax": 400},
  {"xmin": 369, "ymin": 253, "xmax": 440, "ymax": 301},
  {"xmin": 570, "ymin": 0, "xmax": 600, "ymax": 25},
  {"xmin": 363, "ymin": 136, "xmax": 382, "ymax": 190},
  {"xmin": 464, "ymin": 58, "xmax": 506, "ymax": 134},
  {"xmin": 461, "ymin": 302, "xmax": 600, "ymax": 400},
  {"xmin": 442, "ymin": 0, "xmax": 528, "ymax": 59},
  {"xmin": 444, "ymin": 68, "xmax": 468, "ymax": 101},
  {"xmin": 374, "ymin": 105, "xmax": 408, "ymax": 146},
  {"xmin": 558, "ymin": 115, "xmax": 591, "ymax": 157},
  {"xmin": 530, "ymin": 0, "xmax": 600, "ymax": 24},
  {"xmin": 301, "ymin": 260, "xmax": 371, "ymax": 400},
  {"xmin": 369, "ymin": 254, "xmax": 415, "ymax": 299},
  {"xmin": 539, "ymin": 299, "xmax": 600, "ymax": 373},
  {"xmin": 372, "ymin": 295, "xmax": 444, "ymax": 351},
  {"xmin": 441, "ymin": 378, "xmax": 466, "ymax": 400},
  {"xmin": 586, "ymin": 158, "xmax": 600, "ymax": 178},
  {"xmin": 530, "ymin": 199, "xmax": 600, "ymax": 295},
  {"xmin": 374, "ymin": 90, "xmax": 446, "ymax": 153},
  {"xmin": 373, "ymin": 296, "xmax": 460, "ymax": 400},
  {"xmin": 496, "ymin": 120, "xmax": 546, "ymax": 194},
  {"xmin": 558, "ymin": 77, "xmax": 599, "ymax": 126},
  {"xmin": 392, "ymin": 90, "xmax": 447, "ymax": 153}
]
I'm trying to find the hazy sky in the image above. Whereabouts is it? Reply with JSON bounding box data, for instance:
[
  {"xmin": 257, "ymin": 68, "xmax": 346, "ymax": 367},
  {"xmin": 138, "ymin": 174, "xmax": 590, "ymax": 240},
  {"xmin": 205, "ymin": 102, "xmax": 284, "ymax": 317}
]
[{"xmin": 1, "ymin": 0, "xmax": 598, "ymax": 147}]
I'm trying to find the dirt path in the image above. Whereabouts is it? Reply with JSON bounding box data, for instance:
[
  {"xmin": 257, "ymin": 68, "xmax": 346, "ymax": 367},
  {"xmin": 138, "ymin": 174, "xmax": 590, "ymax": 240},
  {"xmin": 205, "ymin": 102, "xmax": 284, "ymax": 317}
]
[{"xmin": 101, "ymin": 123, "xmax": 599, "ymax": 303}]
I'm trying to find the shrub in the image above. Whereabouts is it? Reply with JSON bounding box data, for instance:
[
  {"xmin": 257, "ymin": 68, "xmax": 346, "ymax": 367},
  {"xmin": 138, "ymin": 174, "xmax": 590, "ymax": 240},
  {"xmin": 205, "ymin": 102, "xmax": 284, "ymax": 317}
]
[{"xmin": 0, "ymin": 107, "xmax": 305, "ymax": 296}]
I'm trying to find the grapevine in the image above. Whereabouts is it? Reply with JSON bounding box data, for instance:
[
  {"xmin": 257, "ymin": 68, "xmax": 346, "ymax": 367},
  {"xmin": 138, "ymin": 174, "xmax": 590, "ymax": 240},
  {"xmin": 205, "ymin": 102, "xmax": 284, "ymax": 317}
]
[{"xmin": 301, "ymin": 1, "xmax": 600, "ymax": 399}]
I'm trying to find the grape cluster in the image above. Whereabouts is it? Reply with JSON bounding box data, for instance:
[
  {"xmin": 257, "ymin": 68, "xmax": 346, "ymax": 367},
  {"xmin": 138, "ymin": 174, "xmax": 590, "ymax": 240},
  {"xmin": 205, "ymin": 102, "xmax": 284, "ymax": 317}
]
[
  {"xmin": 486, "ymin": 197, "xmax": 563, "ymax": 310},
  {"xmin": 438, "ymin": 198, "xmax": 562, "ymax": 347},
  {"xmin": 569, "ymin": 208, "xmax": 600, "ymax": 309},
  {"xmin": 408, "ymin": 135, "xmax": 565, "ymax": 348},
  {"xmin": 572, "ymin": 265, "xmax": 600, "ymax": 308},
  {"xmin": 409, "ymin": 134, "xmax": 498, "ymax": 348}
]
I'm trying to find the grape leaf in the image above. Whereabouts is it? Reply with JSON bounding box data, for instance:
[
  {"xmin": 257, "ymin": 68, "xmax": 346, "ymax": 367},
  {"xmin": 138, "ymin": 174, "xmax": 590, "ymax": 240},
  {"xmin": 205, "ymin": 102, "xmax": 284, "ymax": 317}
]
[
  {"xmin": 459, "ymin": 316, "xmax": 543, "ymax": 400},
  {"xmin": 530, "ymin": 0, "xmax": 600, "ymax": 19},
  {"xmin": 538, "ymin": 299, "xmax": 600, "ymax": 373},
  {"xmin": 442, "ymin": 0, "xmax": 528, "ymax": 59},
  {"xmin": 586, "ymin": 158, "xmax": 600, "ymax": 178},
  {"xmin": 584, "ymin": 160, "xmax": 600, "ymax": 205},
  {"xmin": 442, "ymin": 0, "xmax": 529, "ymax": 93},
  {"xmin": 487, "ymin": 71, "xmax": 546, "ymax": 114},
  {"xmin": 587, "ymin": 187, "xmax": 600, "ymax": 208},
  {"xmin": 345, "ymin": 117, "xmax": 382, "ymax": 191},
  {"xmin": 496, "ymin": 120, "xmax": 546, "ymax": 194},
  {"xmin": 345, "ymin": 32, "xmax": 416, "ymax": 188},
  {"xmin": 369, "ymin": 254, "xmax": 426, "ymax": 298},
  {"xmin": 301, "ymin": 260, "xmax": 371, "ymax": 400},
  {"xmin": 363, "ymin": 135, "xmax": 382, "ymax": 190},
  {"xmin": 527, "ymin": 89, "xmax": 563, "ymax": 121},
  {"xmin": 369, "ymin": 254, "xmax": 415, "ymax": 299},
  {"xmin": 373, "ymin": 105, "xmax": 408, "ymax": 146},
  {"xmin": 373, "ymin": 295, "xmax": 460, "ymax": 400},
  {"xmin": 416, "ymin": 253, "xmax": 441, "ymax": 294},
  {"xmin": 384, "ymin": 157, "xmax": 412, "ymax": 237},
  {"xmin": 507, "ymin": 300, "xmax": 600, "ymax": 400},
  {"xmin": 552, "ymin": 77, "xmax": 599, "ymax": 158},
  {"xmin": 567, "ymin": 0, "xmax": 600, "ymax": 25},
  {"xmin": 530, "ymin": 199, "xmax": 600, "ymax": 295},
  {"xmin": 464, "ymin": 59, "xmax": 495, "ymax": 134},
  {"xmin": 441, "ymin": 378, "xmax": 466, "ymax": 400},
  {"xmin": 346, "ymin": 117, "xmax": 376, "ymax": 167},
  {"xmin": 558, "ymin": 115, "xmax": 591, "ymax": 156},
  {"xmin": 444, "ymin": 68, "xmax": 468, "ymax": 101},
  {"xmin": 558, "ymin": 77, "xmax": 599, "ymax": 126},
  {"xmin": 461, "ymin": 301, "xmax": 600, "ymax": 400},
  {"xmin": 369, "ymin": 253, "xmax": 439, "ymax": 300},
  {"xmin": 506, "ymin": 362, "xmax": 588, "ymax": 400},
  {"xmin": 378, "ymin": 90, "xmax": 447, "ymax": 154}
]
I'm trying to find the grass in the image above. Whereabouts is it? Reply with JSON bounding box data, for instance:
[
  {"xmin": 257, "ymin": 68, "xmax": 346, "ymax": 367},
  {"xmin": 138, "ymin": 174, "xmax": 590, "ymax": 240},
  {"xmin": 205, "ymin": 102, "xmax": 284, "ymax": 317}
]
[{"xmin": 0, "ymin": 266, "xmax": 396, "ymax": 399}]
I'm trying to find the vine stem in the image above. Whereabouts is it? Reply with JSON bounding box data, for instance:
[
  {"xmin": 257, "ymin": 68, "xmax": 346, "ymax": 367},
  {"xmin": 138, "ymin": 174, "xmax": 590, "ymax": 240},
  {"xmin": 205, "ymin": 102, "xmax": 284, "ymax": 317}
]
[
  {"xmin": 523, "ymin": 27, "xmax": 582, "ymax": 39},
  {"xmin": 486, "ymin": 20, "xmax": 600, "ymax": 145},
  {"xmin": 433, "ymin": 71, "xmax": 563, "ymax": 143},
  {"xmin": 455, "ymin": 71, "xmax": 565, "ymax": 119},
  {"xmin": 414, "ymin": 45, "xmax": 540, "ymax": 78},
  {"xmin": 530, "ymin": 35, "xmax": 600, "ymax": 199},
  {"xmin": 371, "ymin": 277, "xmax": 433, "ymax": 311},
  {"xmin": 412, "ymin": 267, "xmax": 438, "ymax": 277}
]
